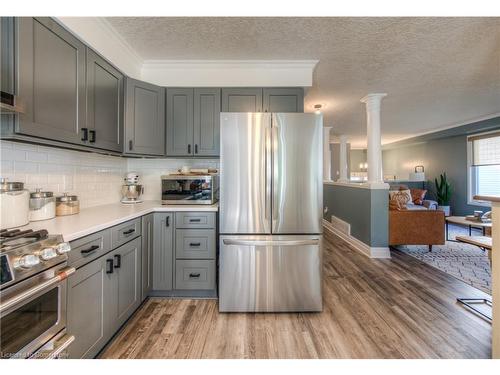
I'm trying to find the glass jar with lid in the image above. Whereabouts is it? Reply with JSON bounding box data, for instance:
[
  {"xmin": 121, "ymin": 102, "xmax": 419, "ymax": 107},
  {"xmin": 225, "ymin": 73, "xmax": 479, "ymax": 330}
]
[
  {"xmin": 0, "ymin": 178, "xmax": 30, "ymax": 229},
  {"xmin": 56, "ymin": 193, "xmax": 80, "ymax": 216},
  {"xmin": 29, "ymin": 189, "xmax": 56, "ymax": 221}
]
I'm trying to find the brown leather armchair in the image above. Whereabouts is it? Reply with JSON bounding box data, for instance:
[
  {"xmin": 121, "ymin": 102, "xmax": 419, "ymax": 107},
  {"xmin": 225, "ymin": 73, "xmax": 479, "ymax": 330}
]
[{"xmin": 389, "ymin": 210, "xmax": 445, "ymax": 251}]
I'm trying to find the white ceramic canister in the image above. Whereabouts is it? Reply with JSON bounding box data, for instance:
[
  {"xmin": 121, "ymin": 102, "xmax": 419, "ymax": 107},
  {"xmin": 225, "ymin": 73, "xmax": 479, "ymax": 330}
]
[
  {"xmin": 0, "ymin": 178, "xmax": 30, "ymax": 229},
  {"xmin": 29, "ymin": 189, "xmax": 56, "ymax": 221}
]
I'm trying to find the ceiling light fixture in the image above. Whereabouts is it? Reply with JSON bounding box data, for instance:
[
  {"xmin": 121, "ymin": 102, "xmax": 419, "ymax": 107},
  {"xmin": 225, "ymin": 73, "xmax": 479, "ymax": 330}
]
[{"xmin": 314, "ymin": 104, "xmax": 322, "ymax": 114}]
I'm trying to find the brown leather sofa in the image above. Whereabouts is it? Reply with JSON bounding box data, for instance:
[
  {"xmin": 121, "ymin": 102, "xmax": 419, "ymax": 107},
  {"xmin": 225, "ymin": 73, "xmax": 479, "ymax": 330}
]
[{"xmin": 389, "ymin": 210, "xmax": 446, "ymax": 251}]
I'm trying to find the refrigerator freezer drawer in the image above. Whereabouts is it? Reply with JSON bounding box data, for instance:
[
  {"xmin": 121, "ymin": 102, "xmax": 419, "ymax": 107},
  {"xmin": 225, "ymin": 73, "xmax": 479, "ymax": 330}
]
[{"xmin": 219, "ymin": 235, "xmax": 323, "ymax": 312}]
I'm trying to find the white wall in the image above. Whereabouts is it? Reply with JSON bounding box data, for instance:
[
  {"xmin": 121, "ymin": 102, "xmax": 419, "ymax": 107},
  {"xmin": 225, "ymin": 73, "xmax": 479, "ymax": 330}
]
[{"xmin": 0, "ymin": 140, "xmax": 220, "ymax": 208}]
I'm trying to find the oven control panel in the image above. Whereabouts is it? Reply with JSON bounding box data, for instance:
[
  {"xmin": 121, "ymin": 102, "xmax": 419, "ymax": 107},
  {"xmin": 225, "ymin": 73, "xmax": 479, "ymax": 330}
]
[{"xmin": 0, "ymin": 254, "xmax": 13, "ymax": 286}]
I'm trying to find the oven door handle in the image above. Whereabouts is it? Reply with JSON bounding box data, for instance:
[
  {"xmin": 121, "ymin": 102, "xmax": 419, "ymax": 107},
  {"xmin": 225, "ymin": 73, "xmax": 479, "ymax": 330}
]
[
  {"xmin": 32, "ymin": 334, "xmax": 75, "ymax": 359},
  {"xmin": 0, "ymin": 267, "xmax": 76, "ymax": 315}
]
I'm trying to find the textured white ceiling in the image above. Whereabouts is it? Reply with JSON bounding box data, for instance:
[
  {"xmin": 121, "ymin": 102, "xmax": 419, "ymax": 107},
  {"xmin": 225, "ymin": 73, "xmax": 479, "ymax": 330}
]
[{"xmin": 106, "ymin": 17, "xmax": 500, "ymax": 147}]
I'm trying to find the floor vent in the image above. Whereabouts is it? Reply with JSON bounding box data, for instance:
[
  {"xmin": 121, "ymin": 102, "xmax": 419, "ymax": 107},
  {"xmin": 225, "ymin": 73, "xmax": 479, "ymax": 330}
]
[{"xmin": 330, "ymin": 215, "xmax": 351, "ymax": 236}]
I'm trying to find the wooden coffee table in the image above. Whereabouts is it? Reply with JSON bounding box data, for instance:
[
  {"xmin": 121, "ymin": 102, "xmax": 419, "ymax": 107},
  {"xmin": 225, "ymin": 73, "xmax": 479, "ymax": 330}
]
[{"xmin": 445, "ymin": 215, "xmax": 492, "ymax": 241}]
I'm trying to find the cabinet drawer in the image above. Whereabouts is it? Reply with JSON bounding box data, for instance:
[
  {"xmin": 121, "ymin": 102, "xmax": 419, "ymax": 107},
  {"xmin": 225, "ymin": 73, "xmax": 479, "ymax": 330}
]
[
  {"xmin": 175, "ymin": 229, "xmax": 215, "ymax": 259},
  {"xmin": 111, "ymin": 218, "xmax": 141, "ymax": 249},
  {"xmin": 175, "ymin": 260, "xmax": 215, "ymax": 290},
  {"xmin": 175, "ymin": 212, "xmax": 215, "ymax": 229},
  {"xmin": 68, "ymin": 229, "xmax": 111, "ymax": 269}
]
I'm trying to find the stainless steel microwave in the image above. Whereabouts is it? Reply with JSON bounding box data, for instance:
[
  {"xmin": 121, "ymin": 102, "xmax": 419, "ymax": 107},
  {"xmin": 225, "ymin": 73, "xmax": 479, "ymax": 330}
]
[{"xmin": 161, "ymin": 175, "xmax": 219, "ymax": 205}]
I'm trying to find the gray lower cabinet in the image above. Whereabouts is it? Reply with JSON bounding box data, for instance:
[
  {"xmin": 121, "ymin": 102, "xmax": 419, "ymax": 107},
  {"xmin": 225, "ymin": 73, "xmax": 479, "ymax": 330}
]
[
  {"xmin": 67, "ymin": 256, "xmax": 109, "ymax": 359},
  {"xmin": 221, "ymin": 88, "xmax": 263, "ymax": 112},
  {"xmin": 152, "ymin": 213, "xmax": 174, "ymax": 291},
  {"xmin": 193, "ymin": 88, "xmax": 220, "ymax": 156},
  {"xmin": 124, "ymin": 78, "xmax": 165, "ymax": 156},
  {"xmin": 86, "ymin": 48, "xmax": 123, "ymax": 152},
  {"xmin": 263, "ymin": 88, "xmax": 304, "ymax": 113},
  {"xmin": 166, "ymin": 88, "xmax": 194, "ymax": 156},
  {"xmin": 16, "ymin": 17, "xmax": 86, "ymax": 144},
  {"xmin": 141, "ymin": 213, "xmax": 154, "ymax": 300},
  {"xmin": 175, "ymin": 260, "xmax": 216, "ymax": 290}
]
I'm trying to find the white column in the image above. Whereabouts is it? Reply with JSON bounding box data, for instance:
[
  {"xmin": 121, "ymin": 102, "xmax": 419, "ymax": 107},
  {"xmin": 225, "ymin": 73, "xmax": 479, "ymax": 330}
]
[
  {"xmin": 360, "ymin": 93, "xmax": 387, "ymax": 185},
  {"xmin": 323, "ymin": 127, "xmax": 332, "ymax": 181},
  {"xmin": 338, "ymin": 135, "xmax": 349, "ymax": 182}
]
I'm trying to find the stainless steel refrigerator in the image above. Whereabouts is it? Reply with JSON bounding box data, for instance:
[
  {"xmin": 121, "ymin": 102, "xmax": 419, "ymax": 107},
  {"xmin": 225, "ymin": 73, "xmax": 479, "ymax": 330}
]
[{"xmin": 219, "ymin": 112, "xmax": 323, "ymax": 312}]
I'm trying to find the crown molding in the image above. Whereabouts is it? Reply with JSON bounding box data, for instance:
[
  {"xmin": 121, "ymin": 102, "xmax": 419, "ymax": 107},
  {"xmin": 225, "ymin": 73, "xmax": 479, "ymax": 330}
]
[
  {"xmin": 141, "ymin": 59, "xmax": 318, "ymax": 87},
  {"xmin": 56, "ymin": 17, "xmax": 143, "ymax": 78}
]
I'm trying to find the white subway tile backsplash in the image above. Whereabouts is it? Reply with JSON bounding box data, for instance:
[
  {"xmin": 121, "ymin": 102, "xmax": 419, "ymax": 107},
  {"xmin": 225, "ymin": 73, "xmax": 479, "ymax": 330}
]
[{"xmin": 0, "ymin": 140, "xmax": 220, "ymax": 208}]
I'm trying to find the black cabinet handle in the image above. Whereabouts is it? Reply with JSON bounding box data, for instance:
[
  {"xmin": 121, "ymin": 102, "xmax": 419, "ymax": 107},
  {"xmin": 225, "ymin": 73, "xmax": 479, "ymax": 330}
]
[
  {"xmin": 195, "ymin": 144, "xmax": 198, "ymax": 154},
  {"xmin": 123, "ymin": 229, "xmax": 135, "ymax": 235},
  {"xmin": 89, "ymin": 130, "xmax": 96, "ymax": 143},
  {"xmin": 188, "ymin": 144, "xmax": 191, "ymax": 154},
  {"xmin": 114, "ymin": 254, "xmax": 121, "ymax": 269},
  {"xmin": 189, "ymin": 218, "xmax": 201, "ymax": 223},
  {"xmin": 189, "ymin": 273, "xmax": 200, "ymax": 278},
  {"xmin": 189, "ymin": 242, "xmax": 201, "ymax": 247},
  {"xmin": 80, "ymin": 245, "xmax": 99, "ymax": 254},
  {"xmin": 81, "ymin": 128, "xmax": 88, "ymax": 141},
  {"xmin": 129, "ymin": 140, "xmax": 133, "ymax": 150},
  {"xmin": 106, "ymin": 259, "xmax": 114, "ymax": 274},
  {"xmin": 166, "ymin": 216, "xmax": 170, "ymax": 227}
]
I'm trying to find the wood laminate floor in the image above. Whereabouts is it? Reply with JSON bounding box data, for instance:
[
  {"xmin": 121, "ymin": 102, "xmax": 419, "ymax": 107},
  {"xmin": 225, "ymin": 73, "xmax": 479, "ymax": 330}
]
[{"xmin": 100, "ymin": 232, "xmax": 491, "ymax": 359}]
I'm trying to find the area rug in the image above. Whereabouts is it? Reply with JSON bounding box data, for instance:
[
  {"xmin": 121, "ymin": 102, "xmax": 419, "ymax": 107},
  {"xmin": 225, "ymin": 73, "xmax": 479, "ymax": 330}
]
[{"xmin": 395, "ymin": 224, "xmax": 491, "ymax": 294}]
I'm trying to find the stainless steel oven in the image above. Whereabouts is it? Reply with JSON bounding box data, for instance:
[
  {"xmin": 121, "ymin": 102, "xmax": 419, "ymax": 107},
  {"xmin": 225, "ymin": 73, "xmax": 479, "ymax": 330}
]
[
  {"xmin": 0, "ymin": 229, "xmax": 74, "ymax": 359},
  {"xmin": 161, "ymin": 175, "xmax": 219, "ymax": 205}
]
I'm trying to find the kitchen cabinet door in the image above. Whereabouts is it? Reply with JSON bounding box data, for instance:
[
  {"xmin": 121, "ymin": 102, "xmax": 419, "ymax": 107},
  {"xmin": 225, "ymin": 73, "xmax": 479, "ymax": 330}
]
[
  {"xmin": 124, "ymin": 78, "xmax": 165, "ymax": 156},
  {"xmin": 86, "ymin": 48, "xmax": 123, "ymax": 152},
  {"xmin": 67, "ymin": 258, "xmax": 108, "ymax": 359},
  {"xmin": 193, "ymin": 88, "xmax": 221, "ymax": 156},
  {"xmin": 166, "ymin": 88, "xmax": 194, "ymax": 156},
  {"xmin": 153, "ymin": 213, "xmax": 174, "ymax": 291},
  {"xmin": 221, "ymin": 88, "xmax": 263, "ymax": 112},
  {"xmin": 114, "ymin": 237, "xmax": 142, "ymax": 328},
  {"xmin": 141, "ymin": 213, "xmax": 154, "ymax": 301},
  {"xmin": 0, "ymin": 17, "xmax": 15, "ymax": 131},
  {"xmin": 16, "ymin": 17, "xmax": 86, "ymax": 144},
  {"xmin": 263, "ymin": 88, "xmax": 304, "ymax": 113}
]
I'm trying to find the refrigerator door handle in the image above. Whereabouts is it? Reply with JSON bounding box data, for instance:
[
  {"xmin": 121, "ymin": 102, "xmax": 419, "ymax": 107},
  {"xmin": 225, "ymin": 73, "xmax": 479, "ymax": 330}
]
[
  {"xmin": 271, "ymin": 126, "xmax": 279, "ymax": 221},
  {"xmin": 222, "ymin": 239, "xmax": 320, "ymax": 246},
  {"xmin": 265, "ymin": 127, "xmax": 272, "ymax": 220}
]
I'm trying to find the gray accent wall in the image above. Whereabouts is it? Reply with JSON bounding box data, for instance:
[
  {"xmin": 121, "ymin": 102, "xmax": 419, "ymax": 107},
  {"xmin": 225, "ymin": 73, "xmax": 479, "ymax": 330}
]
[
  {"xmin": 324, "ymin": 184, "xmax": 388, "ymax": 247},
  {"xmin": 382, "ymin": 117, "xmax": 500, "ymax": 216}
]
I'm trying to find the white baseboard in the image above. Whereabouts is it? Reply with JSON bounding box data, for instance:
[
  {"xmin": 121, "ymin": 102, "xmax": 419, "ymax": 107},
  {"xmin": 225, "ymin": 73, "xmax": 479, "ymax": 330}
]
[{"xmin": 323, "ymin": 218, "xmax": 391, "ymax": 259}]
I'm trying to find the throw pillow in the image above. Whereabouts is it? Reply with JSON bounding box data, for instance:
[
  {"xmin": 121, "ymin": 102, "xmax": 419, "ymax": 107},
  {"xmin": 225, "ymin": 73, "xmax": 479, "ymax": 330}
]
[
  {"xmin": 389, "ymin": 189, "xmax": 412, "ymax": 209},
  {"xmin": 410, "ymin": 188, "xmax": 427, "ymax": 205}
]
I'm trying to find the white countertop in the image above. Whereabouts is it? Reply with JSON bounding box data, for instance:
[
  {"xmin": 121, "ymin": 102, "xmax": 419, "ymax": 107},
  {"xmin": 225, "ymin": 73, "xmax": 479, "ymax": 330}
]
[{"xmin": 19, "ymin": 201, "xmax": 218, "ymax": 242}]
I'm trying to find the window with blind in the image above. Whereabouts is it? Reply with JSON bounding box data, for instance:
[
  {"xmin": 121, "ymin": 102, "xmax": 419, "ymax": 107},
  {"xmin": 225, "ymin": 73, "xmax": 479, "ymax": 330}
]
[{"xmin": 468, "ymin": 132, "xmax": 500, "ymax": 203}]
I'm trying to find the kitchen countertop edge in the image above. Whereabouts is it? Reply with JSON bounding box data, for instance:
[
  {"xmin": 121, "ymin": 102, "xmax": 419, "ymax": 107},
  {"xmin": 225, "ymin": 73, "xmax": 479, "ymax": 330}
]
[{"xmin": 19, "ymin": 201, "xmax": 219, "ymax": 242}]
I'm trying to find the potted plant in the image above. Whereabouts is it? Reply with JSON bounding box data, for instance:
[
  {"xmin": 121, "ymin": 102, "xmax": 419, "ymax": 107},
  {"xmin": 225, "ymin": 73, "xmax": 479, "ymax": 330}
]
[{"xmin": 434, "ymin": 173, "xmax": 452, "ymax": 216}]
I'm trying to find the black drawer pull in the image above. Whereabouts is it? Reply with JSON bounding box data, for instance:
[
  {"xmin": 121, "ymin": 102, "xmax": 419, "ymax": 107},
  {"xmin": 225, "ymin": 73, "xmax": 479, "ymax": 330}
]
[
  {"xmin": 80, "ymin": 245, "xmax": 99, "ymax": 254},
  {"xmin": 123, "ymin": 229, "xmax": 135, "ymax": 235},
  {"xmin": 189, "ymin": 273, "xmax": 201, "ymax": 278},
  {"xmin": 106, "ymin": 259, "xmax": 114, "ymax": 274},
  {"xmin": 189, "ymin": 219, "xmax": 201, "ymax": 223},
  {"xmin": 166, "ymin": 216, "xmax": 170, "ymax": 227},
  {"xmin": 81, "ymin": 128, "xmax": 88, "ymax": 141},
  {"xmin": 189, "ymin": 242, "xmax": 201, "ymax": 247},
  {"xmin": 114, "ymin": 254, "xmax": 121, "ymax": 269},
  {"xmin": 195, "ymin": 144, "xmax": 198, "ymax": 154},
  {"xmin": 188, "ymin": 144, "xmax": 191, "ymax": 154},
  {"xmin": 89, "ymin": 130, "xmax": 96, "ymax": 143}
]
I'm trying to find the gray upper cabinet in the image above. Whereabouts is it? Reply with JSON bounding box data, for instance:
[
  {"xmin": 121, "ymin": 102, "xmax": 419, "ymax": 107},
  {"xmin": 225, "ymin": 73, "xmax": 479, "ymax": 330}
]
[
  {"xmin": 16, "ymin": 17, "xmax": 86, "ymax": 144},
  {"xmin": 193, "ymin": 88, "xmax": 220, "ymax": 156},
  {"xmin": 86, "ymin": 48, "xmax": 123, "ymax": 152},
  {"xmin": 263, "ymin": 88, "xmax": 304, "ymax": 113},
  {"xmin": 153, "ymin": 213, "xmax": 174, "ymax": 291},
  {"xmin": 124, "ymin": 78, "xmax": 165, "ymax": 156},
  {"xmin": 221, "ymin": 88, "xmax": 263, "ymax": 112},
  {"xmin": 166, "ymin": 88, "xmax": 194, "ymax": 157}
]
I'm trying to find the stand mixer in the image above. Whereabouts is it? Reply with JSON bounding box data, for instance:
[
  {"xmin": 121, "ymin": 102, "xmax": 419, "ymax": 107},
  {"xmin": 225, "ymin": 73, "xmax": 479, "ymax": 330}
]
[{"xmin": 121, "ymin": 172, "xmax": 144, "ymax": 204}]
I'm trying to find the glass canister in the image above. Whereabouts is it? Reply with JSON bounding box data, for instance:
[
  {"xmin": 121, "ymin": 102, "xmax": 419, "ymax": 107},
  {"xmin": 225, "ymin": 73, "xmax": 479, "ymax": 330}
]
[
  {"xmin": 29, "ymin": 189, "xmax": 56, "ymax": 221},
  {"xmin": 0, "ymin": 178, "xmax": 30, "ymax": 229},
  {"xmin": 56, "ymin": 193, "xmax": 80, "ymax": 216}
]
